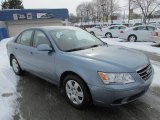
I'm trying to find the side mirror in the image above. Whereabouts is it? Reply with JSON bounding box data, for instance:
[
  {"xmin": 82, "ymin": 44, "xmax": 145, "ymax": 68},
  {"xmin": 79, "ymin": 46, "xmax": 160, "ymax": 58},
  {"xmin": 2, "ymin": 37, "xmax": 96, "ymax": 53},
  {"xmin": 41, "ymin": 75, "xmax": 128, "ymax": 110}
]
[{"xmin": 37, "ymin": 44, "xmax": 52, "ymax": 51}]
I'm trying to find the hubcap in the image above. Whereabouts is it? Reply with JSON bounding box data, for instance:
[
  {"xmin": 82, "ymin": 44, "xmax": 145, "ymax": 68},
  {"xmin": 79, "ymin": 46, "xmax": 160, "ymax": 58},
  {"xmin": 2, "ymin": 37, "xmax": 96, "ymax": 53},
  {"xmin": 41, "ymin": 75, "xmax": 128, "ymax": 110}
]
[
  {"xmin": 106, "ymin": 34, "xmax": 111, "ymax": 38},
  {"xmin": 66, "ymin": 80, "xmax": 84, "ymax": 105},
  {"xmin": 129, "ymin": 36, "xmax": 136, "ymax": 42},
  {"xmin": 12, "ymin": 59, "xmax": 19, "ymax": 73}
]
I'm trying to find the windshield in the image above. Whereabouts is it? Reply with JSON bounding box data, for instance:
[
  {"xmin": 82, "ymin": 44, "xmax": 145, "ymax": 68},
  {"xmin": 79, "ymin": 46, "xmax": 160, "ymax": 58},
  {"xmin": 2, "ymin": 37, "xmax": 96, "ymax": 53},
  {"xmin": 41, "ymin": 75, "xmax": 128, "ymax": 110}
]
[{"xmin": 49, "ymin": 29, "xmax": 104, "ymax": 52}]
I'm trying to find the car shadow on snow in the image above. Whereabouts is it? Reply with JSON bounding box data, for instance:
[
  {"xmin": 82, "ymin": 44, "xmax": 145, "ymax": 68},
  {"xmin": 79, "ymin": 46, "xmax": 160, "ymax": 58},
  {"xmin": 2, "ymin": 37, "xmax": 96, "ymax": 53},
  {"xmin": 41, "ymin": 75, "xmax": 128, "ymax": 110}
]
[{"xmin": 15, "ymin": 72, "xmax": 160, "ymax": 120}]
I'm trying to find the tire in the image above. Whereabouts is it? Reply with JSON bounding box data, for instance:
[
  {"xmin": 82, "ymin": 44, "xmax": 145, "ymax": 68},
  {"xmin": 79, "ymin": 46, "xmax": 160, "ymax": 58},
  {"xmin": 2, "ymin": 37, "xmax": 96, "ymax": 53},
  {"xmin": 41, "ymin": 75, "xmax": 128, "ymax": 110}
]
[
  {"xmin": 105, "ymin": 33, "xmax": 112, "ymax": 38},
  {"xmin": 128, "ymin": 35, "xmax": 137, "ymax": 42},
  {"xmin": 11, "ymin": 56, "xmax": 23, "ymax": 75},
  {"xmin": 90, "ymin": 31, "xmax": 95, "ymax": 36},
  {"xmin": 63, "ymin": 75, "xmax": 91, "ymax": 109}
]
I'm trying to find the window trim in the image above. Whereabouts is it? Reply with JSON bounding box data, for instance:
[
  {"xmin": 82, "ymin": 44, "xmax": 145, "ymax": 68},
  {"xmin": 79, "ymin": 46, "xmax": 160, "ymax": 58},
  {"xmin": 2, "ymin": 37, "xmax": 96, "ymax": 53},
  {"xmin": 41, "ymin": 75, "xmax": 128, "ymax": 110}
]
[
  {"xmin": 31, "ymin": 29, "xmax": 54, "ymax": 51},
  {"xmin": 15, "ymin": 29, "xmax": 34, "ymax": 46}
]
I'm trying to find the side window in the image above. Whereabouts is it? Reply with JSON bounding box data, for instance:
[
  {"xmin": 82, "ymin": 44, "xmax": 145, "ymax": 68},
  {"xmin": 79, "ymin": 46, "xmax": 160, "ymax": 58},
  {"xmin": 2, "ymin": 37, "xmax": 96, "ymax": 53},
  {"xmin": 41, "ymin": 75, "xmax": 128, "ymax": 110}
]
[
  {"xmin": 109, "ymin": 26, "xmax": 118, "ymax": 30},
  {"xmin": 33, "ymin": 30, "xmax": 51, "ymax": 47},
  {"xmin": 119, "ymin": 26, "xmax": 126, "ymax": 29},
  {"xmin": 133, "ymin": 27, "xmax": 138, "ymax": 31},
  {"xmin": 15, "ymin": 35, "xmax": 22, "ymax": 44},
  {"xmin": 109, "ymin": 27, "xmax": 114, "ymax": 29},
  {"xmin": 137, "ymin": 26, "xmax": 147, "ymax": 30},
  {"xmin": 147, "ymin": 26, "xmax": 156, "ymax": 31},
  {"xmin": 20, "ymin": 30, "xmax": 33, "ymax": 46}
]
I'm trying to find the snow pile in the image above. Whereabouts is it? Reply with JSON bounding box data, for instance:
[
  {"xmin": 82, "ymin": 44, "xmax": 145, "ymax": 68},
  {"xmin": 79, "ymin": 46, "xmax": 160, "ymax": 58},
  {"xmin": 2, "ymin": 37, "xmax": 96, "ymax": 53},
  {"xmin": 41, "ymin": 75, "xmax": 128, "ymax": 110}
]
[
  {"xmin": 101, "ymin": 38, "xmax": 160, "ymax": 55},
  {"xmin": 0, "ymin": 38, "xmax": 19, "ymax": 120}
]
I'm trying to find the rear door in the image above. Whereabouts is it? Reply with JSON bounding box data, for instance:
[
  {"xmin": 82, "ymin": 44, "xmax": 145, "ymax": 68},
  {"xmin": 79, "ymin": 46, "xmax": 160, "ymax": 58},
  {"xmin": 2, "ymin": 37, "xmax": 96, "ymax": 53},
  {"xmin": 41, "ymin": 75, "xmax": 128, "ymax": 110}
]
[
  {"xmin": 108, "ymin": 26, "xmax": 119, "ymax": 37},
  {"xmin": 14, "ymin": 30, "xmax": 34, "ymax": 71},
  {"xmin": 94, "ymin": 26, "xmax": 102, "ymax": 36},
  {"xmin": 135, "ymin": 26, "xmax": 149, "ymax": 41}
]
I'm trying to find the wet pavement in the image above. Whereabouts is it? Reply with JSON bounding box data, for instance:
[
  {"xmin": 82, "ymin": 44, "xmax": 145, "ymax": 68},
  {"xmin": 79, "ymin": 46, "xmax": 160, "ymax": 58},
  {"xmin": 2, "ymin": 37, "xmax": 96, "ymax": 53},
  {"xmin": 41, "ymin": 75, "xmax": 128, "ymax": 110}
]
[{"xmin": 14, "ymin": 50, "xmax": 160, "ymax": 120}]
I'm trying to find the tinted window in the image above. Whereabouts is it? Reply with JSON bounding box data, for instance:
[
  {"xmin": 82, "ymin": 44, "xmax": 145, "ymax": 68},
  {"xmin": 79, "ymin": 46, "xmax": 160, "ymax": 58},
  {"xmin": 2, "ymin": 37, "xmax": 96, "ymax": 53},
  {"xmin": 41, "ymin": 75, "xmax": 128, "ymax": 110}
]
[
  {"xmin": 147, "ymin": 26, "xmax": 156, "ymax": 31},
  {"xmin": 20, "ymin": 30, "xmax": 33, "ymax": 46},
  {"xmin": 137, "ymin": 26, "xmax": 147, "ymax": 30},
  {"xmin": 109, "ymin": 26, "xmax": 119, "ymax": 30},
  {"xmin": 119, "ymin": 26, "xmax": 126, "ymax": 29},
  {"xmin": 33, "ymin": 30, "xmax": 51, "ymax": 47}
]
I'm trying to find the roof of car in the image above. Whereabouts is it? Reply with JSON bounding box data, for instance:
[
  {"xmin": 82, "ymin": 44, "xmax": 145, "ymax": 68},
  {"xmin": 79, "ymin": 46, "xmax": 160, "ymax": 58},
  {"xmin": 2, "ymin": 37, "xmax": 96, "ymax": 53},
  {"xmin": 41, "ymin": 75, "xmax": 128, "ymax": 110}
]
[{"xmin": 30, "ymin": 26, "xmax": 81, "ymax": 31}]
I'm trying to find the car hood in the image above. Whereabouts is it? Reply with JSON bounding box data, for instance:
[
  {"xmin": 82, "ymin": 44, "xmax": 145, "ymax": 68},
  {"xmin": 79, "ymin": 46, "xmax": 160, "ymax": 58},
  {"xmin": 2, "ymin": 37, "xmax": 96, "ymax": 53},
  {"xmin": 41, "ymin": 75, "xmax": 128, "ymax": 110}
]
[{"xmin": 69, "ymin": 45, "xmax": 149, "ymax": 71}]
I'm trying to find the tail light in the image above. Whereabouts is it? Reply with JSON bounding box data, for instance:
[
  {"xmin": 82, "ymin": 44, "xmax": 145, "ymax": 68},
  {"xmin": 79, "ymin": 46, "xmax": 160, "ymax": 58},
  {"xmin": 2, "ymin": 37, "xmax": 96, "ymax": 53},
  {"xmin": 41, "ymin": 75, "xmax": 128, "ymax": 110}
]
[
  {"xmin": 120, "ymin": 30, "xmax": 124, "ymax": 33},
  {"xmin": 153, "ymin": 32, "xmax": 158, "ymax": 36}
]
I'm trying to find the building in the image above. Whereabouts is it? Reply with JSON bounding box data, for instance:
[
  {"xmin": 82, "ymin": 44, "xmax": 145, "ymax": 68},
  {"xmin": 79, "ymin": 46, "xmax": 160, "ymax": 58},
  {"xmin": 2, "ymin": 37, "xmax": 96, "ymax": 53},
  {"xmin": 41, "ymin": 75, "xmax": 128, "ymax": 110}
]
[{"xmin": 0, "ymin": 9, "xmax": 69, "ymax": 40}]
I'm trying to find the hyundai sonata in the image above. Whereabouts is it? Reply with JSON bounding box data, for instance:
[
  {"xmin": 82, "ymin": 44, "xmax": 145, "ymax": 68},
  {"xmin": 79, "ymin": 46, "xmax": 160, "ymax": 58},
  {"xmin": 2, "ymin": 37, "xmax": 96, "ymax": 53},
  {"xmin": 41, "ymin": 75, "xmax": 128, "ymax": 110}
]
[{"xmin": 7, "ymin": 26, "xmax": 153, "ymax": 109}]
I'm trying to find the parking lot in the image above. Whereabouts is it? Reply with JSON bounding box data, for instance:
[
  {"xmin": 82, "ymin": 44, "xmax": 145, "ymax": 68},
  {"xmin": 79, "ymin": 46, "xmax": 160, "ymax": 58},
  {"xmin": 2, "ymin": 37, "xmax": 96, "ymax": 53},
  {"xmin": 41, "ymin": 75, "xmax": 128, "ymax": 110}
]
[{"xmin": 1, "ymin": 37, "xmax": 160, "ymax": 120}]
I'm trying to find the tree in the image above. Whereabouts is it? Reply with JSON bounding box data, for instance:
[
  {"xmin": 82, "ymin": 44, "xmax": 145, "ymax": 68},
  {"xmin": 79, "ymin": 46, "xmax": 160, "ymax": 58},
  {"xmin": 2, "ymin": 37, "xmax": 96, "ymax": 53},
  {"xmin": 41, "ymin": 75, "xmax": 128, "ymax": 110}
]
[
  {"xmin": 69, "ymin": 14, "xmax": 79, "ymax": 23},
  {"xmin": 1, "ymin": 0, "xmax": 24, "ymax": 9},
  {"xmin": 1, "ymin": 0, "xmax": 9, "ymax": 9},
  {"xmin": 133, "ymin": 0, "xmax": 160, "ymax": 23}
]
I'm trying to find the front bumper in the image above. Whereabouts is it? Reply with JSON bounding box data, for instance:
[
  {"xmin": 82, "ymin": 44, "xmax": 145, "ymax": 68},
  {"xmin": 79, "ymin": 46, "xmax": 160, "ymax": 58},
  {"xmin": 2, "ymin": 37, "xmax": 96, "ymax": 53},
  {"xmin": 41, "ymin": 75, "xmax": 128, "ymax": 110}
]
[{"xmin": 88, "ymin": 74, "xmax": 153, "ymax": 107}]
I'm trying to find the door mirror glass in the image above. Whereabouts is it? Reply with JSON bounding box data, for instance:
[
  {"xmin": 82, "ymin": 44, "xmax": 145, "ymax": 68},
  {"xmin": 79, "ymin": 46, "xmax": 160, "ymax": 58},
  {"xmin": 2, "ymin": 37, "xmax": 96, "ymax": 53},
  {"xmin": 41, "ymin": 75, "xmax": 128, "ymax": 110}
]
[{"xmin": 37, "ymin": 44, "xmax": 52, "ymax": 51}]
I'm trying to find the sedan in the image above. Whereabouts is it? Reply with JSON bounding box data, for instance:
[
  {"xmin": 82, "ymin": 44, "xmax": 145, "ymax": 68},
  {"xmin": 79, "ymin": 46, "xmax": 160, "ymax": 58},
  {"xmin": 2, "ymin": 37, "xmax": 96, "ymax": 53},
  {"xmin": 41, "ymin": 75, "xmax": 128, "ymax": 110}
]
[
  {"xmin": 119, "ymin": 25, "xmax": 158, "ymax": 42},
  {"xmin": 7, "ymin": 26, "xmax": 153, "ymax": 109},
  {"xmin": 102, "ymin": 25, "xmax": 127, "ymax": 38}
]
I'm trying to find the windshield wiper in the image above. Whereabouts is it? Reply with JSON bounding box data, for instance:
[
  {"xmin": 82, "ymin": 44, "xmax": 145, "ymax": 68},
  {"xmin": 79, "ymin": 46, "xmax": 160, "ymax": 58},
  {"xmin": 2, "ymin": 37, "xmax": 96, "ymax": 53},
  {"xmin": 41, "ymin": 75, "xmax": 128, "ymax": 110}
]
[
  {"xmin": 65, "ymin": 44, "xmax": 106, "ymax": 52},
  {"xmin": 65, "ymin": 47, "xmax": 87, "ymax": 52}
]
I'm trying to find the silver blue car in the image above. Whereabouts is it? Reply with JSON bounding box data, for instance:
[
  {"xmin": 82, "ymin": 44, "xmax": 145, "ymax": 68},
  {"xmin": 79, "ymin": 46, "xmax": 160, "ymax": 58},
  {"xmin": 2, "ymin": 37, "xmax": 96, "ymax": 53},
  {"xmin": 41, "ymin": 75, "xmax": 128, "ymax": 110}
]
[{"xmin": 7, "ymin": 26, "xmax": 153, "ymax": 109}]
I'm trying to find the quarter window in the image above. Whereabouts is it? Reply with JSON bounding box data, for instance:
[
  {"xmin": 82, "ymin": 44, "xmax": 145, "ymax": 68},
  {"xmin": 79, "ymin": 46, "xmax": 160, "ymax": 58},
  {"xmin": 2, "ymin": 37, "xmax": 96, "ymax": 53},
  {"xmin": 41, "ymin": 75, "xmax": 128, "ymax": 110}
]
[
  {"xmin": 33, "ymin": 30, "xmax": 51, "ymax": 47},
  {"xmin": 20, "ymin": 30, "xmax": 33, "ymax": 46}
]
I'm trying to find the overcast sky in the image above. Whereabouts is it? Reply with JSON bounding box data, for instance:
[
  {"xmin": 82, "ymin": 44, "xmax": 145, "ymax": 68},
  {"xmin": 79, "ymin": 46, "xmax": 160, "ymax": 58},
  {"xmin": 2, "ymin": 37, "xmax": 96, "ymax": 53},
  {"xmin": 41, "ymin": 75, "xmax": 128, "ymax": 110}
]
[{"xmin": 0, "ymin": 0, "xmax": 127, "ymax": 15}]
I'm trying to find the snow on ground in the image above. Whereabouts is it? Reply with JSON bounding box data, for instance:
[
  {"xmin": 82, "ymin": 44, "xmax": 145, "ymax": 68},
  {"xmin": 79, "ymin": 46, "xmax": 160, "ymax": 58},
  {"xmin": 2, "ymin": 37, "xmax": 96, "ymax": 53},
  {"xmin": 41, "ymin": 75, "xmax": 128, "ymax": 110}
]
[
  {"xmin": 0, "ymin": 37, "xmax": 159, "ymax": 120},
  {"xmin": 151, "ymin": 61, "xmax": 160, "ymax": 87},
  {"xmin": 101, "ymin": 38, "xmax": 160, "ymax": 55},
  {"xmin": 0, "ymin": 38, "xmax": 20, "ymax": 120}
]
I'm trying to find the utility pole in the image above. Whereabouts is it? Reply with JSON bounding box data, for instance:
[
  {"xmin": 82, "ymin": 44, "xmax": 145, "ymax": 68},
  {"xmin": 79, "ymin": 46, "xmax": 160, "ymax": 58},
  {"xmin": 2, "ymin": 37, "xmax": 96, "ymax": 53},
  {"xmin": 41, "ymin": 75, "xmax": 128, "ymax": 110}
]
[
  {"xmin": 86, "ymin": 9, "xmax": 89, "ymax": 25},
  {"xmin": 80, "ymin": 10, "xmax": 83, "ymax": 26},
  {"xmin": 110, "ymin": 0, "xmax": 113, "ymax": 23},
  {"xmin": 128, "ymin": 0, "xmax": 131, "ymax": 23},
  {"xmin": 101, "ymin": 3, "xmax": 106, "ymax": 25}
]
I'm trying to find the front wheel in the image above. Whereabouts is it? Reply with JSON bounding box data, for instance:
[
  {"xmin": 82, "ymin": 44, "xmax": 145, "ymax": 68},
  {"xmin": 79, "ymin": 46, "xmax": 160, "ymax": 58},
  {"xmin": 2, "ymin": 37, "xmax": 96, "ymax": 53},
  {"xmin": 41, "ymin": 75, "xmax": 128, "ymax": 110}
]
[{"xmin": 63, "ymin": 75, "xmax": 91, "ymax": 109}]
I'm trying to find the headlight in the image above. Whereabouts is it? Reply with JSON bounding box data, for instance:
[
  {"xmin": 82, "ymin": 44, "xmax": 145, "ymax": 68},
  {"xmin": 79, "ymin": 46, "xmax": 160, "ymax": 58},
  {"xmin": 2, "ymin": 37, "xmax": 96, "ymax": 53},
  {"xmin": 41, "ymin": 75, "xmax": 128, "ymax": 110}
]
[{"xmin": 98, "ymin": 72, "xmax": 135, "ymax": 84}]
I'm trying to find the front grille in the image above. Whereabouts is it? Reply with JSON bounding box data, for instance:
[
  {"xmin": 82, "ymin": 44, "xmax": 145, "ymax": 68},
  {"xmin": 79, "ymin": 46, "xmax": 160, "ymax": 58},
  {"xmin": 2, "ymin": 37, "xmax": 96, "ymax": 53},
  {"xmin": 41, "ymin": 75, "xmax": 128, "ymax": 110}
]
[{"xmin": 137, "ymin": 64, "xmax": 152, "ymax": 81}]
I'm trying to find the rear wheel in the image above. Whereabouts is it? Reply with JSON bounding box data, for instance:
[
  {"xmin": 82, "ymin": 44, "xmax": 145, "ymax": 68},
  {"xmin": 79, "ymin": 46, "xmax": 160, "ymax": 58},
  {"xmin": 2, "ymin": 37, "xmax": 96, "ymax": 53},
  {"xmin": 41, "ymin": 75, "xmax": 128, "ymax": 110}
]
[
  {"xmin": 90, "ymin": 31, "xmax": 95, "ymax": 36},
  {"xmin": 128, "ymin": 35, "xmax": 137, "ymax": 42},
  {"xmin": 63, "ymin": 75, "xmax": 91, "ymax": 109},
  {"xmin": 11, "ymin": 56, "xmax": 23, "ymax": 75},
  {"xmin": 105, "ymin": 33, "xmax": 112, "ymax": 38}
]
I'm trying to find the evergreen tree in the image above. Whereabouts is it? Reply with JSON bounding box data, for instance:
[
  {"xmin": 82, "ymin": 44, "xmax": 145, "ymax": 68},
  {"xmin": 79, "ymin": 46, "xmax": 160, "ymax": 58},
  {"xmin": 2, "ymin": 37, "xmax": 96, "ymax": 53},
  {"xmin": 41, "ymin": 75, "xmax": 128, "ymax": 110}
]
[{"xmin": 1, "ymin": 0, "xmax": 24, "ymax": 9}]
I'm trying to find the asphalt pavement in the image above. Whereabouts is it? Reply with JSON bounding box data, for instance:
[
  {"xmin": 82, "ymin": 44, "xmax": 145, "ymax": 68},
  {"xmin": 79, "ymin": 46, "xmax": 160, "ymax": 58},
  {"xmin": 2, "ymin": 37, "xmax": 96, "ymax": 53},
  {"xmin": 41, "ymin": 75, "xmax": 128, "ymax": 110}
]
[{"xmin": 14, "ymin": 50, "xmax": 160, "ymax": 120}]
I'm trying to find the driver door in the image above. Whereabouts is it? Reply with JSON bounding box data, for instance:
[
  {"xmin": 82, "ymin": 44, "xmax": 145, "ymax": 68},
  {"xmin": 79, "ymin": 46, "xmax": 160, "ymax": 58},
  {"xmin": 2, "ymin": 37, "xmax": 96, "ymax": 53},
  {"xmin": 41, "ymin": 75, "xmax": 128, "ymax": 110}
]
[{"xmin": 29, "ymin": 30, "xmax": 57, "ymax": 83}]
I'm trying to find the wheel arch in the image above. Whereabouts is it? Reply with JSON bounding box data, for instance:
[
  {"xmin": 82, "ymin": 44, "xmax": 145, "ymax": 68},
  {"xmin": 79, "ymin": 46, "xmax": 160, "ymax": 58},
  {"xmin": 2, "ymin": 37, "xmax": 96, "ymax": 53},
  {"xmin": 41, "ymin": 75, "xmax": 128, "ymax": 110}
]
[
  {"xmin": 10, "ymin": 54, "xmax": 15, "ymax": 66},
  {"xmin": 128, "ymin": 34, "xmax": 137, "ymax": 40},
  {"xmin": 59, "ymin": 71, "xmax": 92, "ymax": 101},
  {"xmin": 105, "ymin": 32, "xmax": 112, "ymax": 37}
]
